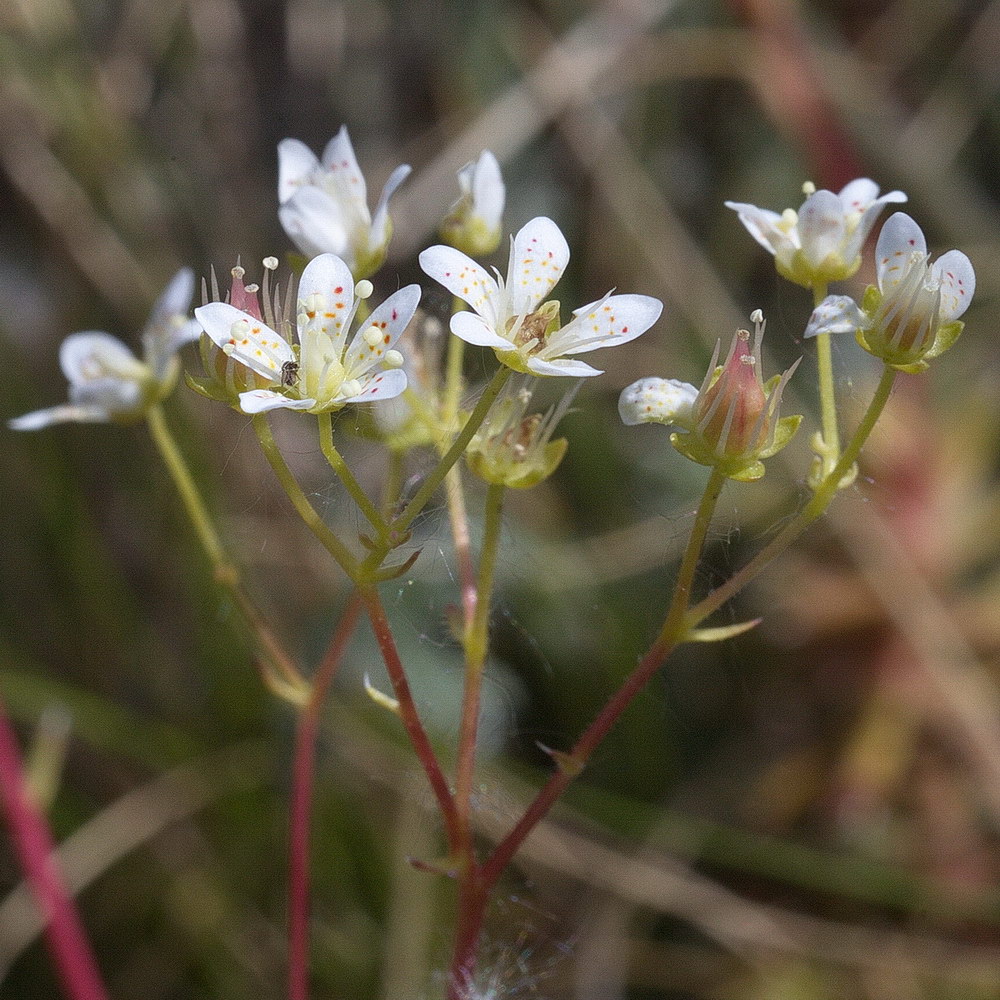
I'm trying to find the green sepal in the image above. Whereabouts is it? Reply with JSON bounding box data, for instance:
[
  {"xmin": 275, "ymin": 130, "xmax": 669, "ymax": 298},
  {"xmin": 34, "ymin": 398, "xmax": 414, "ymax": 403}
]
[
  {"xmin": 923, "ymin": 319, "xmax": 963, "ymax": 361},
  {"xmin": 861, "ymin": 283, "xmax": 881, "ymax": 313},
  {"xmin": 466, "ymin": 436, "xmax": 568, "ymax": 489},
  {"xmin": 684, "ymin": 618, "xmax": 762, "ymax": 643},
  {"xmin": 758, "ymin": 413, "xmax": 802, "ymax": 459},
  {"xmin": 185, "ymin": 371, "xmax": 234, "ymax": 404},
  {"xmin": 727, "ymin": 460, "xmax": 766, "ymax": 482},
  {"xmin": 775, "ymin": 249, "xmax": 861, "ymax": 290},
  {"xmin": 891, "ymin": 359, "xmax": 930, "ymax": 374},
  {"xmin": 494, "ymin": 348, "xmax": 533, "ymax": 374}
]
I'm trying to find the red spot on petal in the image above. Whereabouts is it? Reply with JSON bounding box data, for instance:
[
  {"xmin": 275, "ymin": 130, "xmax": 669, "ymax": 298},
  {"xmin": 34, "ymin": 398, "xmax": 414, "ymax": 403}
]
[
  {"xmin": 383, "ymin": 334, "xmax": 390, "ymax": 343},
  {"xmin": 621, "ymin": 326, "xmax": 629, "ymax": 333},
  {"xmin": 391, "ymin": 309, "xmax": 398, "ymax": 320},
  {"xmin": 335, "ymin": 286, "xmax": 343, "ymax": 293}
]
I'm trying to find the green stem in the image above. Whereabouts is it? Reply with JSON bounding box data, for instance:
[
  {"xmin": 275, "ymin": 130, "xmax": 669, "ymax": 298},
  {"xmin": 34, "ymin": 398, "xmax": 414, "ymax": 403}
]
[
  {"xmin": 686, "ymin": 365, "xmax": 897, "ymax": 629},
  {"xmin": 454, "ymin": 483, "xmax": 505, "ymax": 852},
  {"xmin": 147, "ymin": 405, "xmax": 226, "ymax": 569},
  {"xmin": 147, "ymin": 406, "xmax": 306, "ymax": 701},
  {"xmin": 384, "ymin": 366, "xmax": 510, "ymax": 540},
  {"xmin": 813, "ymin": 281, "xmax": 840, "ymax": 479},
  {"xmin": 658, "ymin": 465, "xmax": 727, "ymax": 646},
  {"xmin": 316, "ymin": 412, "xmax": 386, "ymax": 533},
  {"xmin": 252, "ymin": 414, "xmax": 358, "ymax": 578}
]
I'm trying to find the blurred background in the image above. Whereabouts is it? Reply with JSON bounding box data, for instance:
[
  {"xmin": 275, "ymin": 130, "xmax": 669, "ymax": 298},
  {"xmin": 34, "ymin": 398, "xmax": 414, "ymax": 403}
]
[{"xmin": 3, "ymin": 0, "xmax": 1000, "ymax": 996}]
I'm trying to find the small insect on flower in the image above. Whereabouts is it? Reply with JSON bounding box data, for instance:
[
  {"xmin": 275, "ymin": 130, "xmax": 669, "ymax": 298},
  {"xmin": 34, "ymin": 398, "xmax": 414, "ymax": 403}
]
[{"xmin": 280, "ymin": 360, "xmax": 300, "ymax": 387}]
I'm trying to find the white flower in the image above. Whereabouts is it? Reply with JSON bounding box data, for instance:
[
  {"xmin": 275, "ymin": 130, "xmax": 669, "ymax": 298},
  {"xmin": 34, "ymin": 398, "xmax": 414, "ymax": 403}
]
[
  {"xmin": 194, "ymin": 253, "xmax": 420, "ymax": 414},
  {"xmin": 9, "ymin": 269, "xmax": 199, "ymax": 430},
  {"xmin": 725, "ymin": 179, "xmax": 907, "ymax": 287},
  {"xmin": 278, "ymin": 126, "xmax": 411, "ymax": 277},
  {"xmin": 806, "ymin": 212, "xmax": 975, "ymax": 369},
  {"xmin": 440, "ymin": 150, "xmax": 505, "ymax": 256},
  {"xmin": 419, "ymin": 217, "xmax": 663, "ymax": 378}
]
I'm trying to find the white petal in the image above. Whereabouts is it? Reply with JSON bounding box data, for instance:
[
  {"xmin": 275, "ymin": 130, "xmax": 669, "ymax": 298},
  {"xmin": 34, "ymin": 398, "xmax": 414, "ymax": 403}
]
[
  {"xmin": 8, "ymin": 404, "xmax": 111, "ymax": 430},
  {"xmin": 525, "ymin": 356, "xmax": 603, "ymax": 378},
  {"xmin": 450, "ymin": 311, "xmax": 512, "ymax": 350},
  {"xmin": 804, "ymin": 294, "xmax": 865, "ymax": 338},
  {"xmin": 797, "ymin": 189, "xmax": 847, "ymax": 268},
  {"xmin": 320, "ymin": 125, "xmax": 369, "ymax": 221},
  {"xmin": 618, "ymin": 377, "xmax": 698, "ymax": 426},
  {"xmin": 239, "ymin": 390, "xmax": 315, "ymax": 414},
  {"xmin": 370, "ymin": 163, "xmax": 412, "ymax": 249},
  {"xmin": 843, "ymin": 189, "xmax": 909, "ymax": 262},
  {"xmin": 194, "ymin": 302, "xmax": 292, "ymax": 380},
  {"xmin": 69, "ymin": 376, "xmax": 143, "ymax": 413},
  {"xmin": 148, "ymin": 268, "xmax": 195, "ymax": 325},
  {"xmin": 278, "ymin": 138, "xmax": 320, "ymax": 203},
  {"xmin": 59, "ymin": 332, "xmax": 141, "ymax": 384},
  {"xmin": 553, "ymin": 294, "xmax": 662, "ymax": 356},
  {"xmin": 343, "ymin": 284, "xmax": 420, "ymax": 377},
  {"xmin": 724, "ymin": 201, "xmax": 796, "ymax": 257},
  {"xmin": 143, "ymin": 269, "xmax": 199, "ymax": 378},
  {"xmin": 932, "ymin": 250, "xmax": 975, "ymax": 321},
  {"xmin": 836, "ymin": 178, "xmax": 880, "ymax": 210},
  {"xmin": 279, "ymin": 186, "xmax": 350, "ymax": 260},
  {"xmin": 419, "ymin": 244, "xmax": 502, "ymax": 324},
  {"xmin": 340, "ymin": 368, "xmax": 408, "ymax": 403},
  {"xmin": 507, "ymin": 217, "xmax": 569, "ymax": 316},
  {"xmin": 471, "ymin": 150, "xmax": 504, "ymax": 230},
  {"xmin": 875, "ymin": 212, "xmax": 926, "ymax": 290},
  {"xmin": 297, "ymin": 253, "xmax": 356, "ymax": 351}
]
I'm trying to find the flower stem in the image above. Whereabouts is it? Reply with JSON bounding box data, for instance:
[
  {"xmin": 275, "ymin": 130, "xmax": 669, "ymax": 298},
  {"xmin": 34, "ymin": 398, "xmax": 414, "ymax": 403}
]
[
  {"xmin": 686, "ymin": 364, "xmax": 896, "ymax": 628},
  {"xmin": 147, "ymin": 405, "xmax": 307, "ymax": 701},
  {"xmin": 360, "ymin": 586, "xmax": 460, "ymax": 853},
  {"xmin": 0, "ymin": 695, "xmax": 109, "ymax": 1000},
  {"xmin": 253, "ymin": 414, "xmax": 358, "ymax": 578},
  {"xmin": 392, "ymin": 367, "xmax": 510, "ymax": 537},
  {"xmin": 812, "ymin": 282, "xmax": 841, "ymax": 479},
  {"xmin": 288, "ymin": 594, "xmax": 362, "ymax": 1000},
  {"xmin": 470, "ymin": 366, "xmax": 898, "ymax": 972},
  {"xmin": 658, "ymin": 465, "xmax": 728, "ymax": 645},
  {"xmin": 454, "ymin": 483, "xmax": 505, "ymax": 852},
  {"xmin": 316, "ymin": 413, "xmax": 387, "ymax": 534}
]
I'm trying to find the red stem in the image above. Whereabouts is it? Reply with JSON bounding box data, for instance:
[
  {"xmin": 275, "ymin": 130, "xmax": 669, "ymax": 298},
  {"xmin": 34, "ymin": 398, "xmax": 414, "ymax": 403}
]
[
  {"xmin": 0, "ymin": 695, "xmax": 110, "ymax": 1000},
  {"xmin": 361, "ymin": 587, "xmax": 461, "ymax": 853},
  {"xmin": 483, "ymin": 637, "xmax": 673, "ymax": 888},
  {"xmin": 287, "ymin": 594, "xmax": 363, "ymax": 1000}
]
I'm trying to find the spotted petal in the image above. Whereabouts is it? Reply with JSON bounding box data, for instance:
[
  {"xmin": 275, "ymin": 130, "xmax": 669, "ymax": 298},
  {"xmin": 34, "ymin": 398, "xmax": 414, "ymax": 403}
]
[
  {"xmin": 876, "ymin": 212, "xmax": 926, "ymax": 290},
  {"xmin": 932, "ymin": 250, "xmax": 975, "ymax": 321},
  {"xmin": 195, "ymin": 302, "xmax": 293, "ymax": 381},
  {"xmin": 278, "ymin": 138, "xmax": 321, "ymax": 203},
  {"xmin": 419, "ymin": 245, "xmax": 503, "ymax": 327},
  {"xmin": 320, "ymin": 125, "xmax": 369, "ymax": 215},
  {"xmin": 343, "ymin": 284, "xmax": 420, "ymax": 376},
  {"xmin": 550, "ymin": 294, "xmax": 662, "ymax": 357},
  {"xmin": 340, "ymin": 368, "xmax": 408, "ymax": 403},
  {"xmin": 507, "ymin": 217, "xmax": 570, "ymax": 316},
  {"xmin": 618, "ymin": 377, "xmax": 699, "ymax": 426},
  {"xmin": 297, "ymin": 253, "xmax": 357, "ymax": 355}
]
